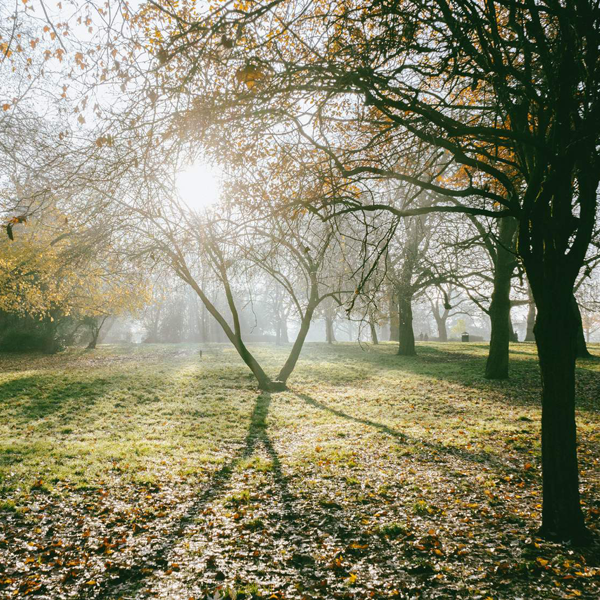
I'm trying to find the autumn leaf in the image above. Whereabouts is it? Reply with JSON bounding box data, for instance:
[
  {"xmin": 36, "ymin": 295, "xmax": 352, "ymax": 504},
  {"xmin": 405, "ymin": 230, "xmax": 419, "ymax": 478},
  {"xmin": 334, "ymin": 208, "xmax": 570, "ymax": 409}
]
[{"xmin": 235, "ymin": 64, "xmax": 267, "ymax": 89}]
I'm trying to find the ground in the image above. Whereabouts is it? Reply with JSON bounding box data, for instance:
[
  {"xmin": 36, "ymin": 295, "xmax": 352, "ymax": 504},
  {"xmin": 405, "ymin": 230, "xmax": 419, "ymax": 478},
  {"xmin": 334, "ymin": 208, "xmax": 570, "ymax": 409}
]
[{"xmin": 0, "ymin": 341, "xmax": 598, "ymax": 599}]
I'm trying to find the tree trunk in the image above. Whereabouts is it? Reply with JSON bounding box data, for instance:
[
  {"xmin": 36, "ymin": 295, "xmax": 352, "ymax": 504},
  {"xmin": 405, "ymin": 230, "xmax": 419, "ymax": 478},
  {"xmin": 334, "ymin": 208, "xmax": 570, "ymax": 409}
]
[
  {"xmin": 87, "ymin": 316, "xmax": 108, "ymax": 350},
  {"xmin": 185, "ymin": 275, "xmax": 274, "ymax": 390},
  {"xmin": 87, "ymin": 328, "xmax": 99, "ymax": 349},
  {"xmin": 369, "ymin": 316, "xmax": 379, "ymax": 345},
  {"xmin": 433, "ymin": 312, "xmax": 448, "ymax": 342},
  {"xmin": 525, "ymin": 286, "xmax": 536, "ymax": 341},
  {"xmin": 397, "ymin": 293, "xmax": 416, "ymax": 356},
  {"xmin": 325, "ymin": 315, "xmax": 336, "ymax": 344},
  {"xmin": 277, "ymin": 305, "xmax": 315, "ymax": 385},
  {"xmin": 280, "ymin": 314, "xmax": 289, "ymax": 344},
  {"xmin": 485, "ymin": 275, "xmax": 512, "ymax": 378},
  {"xmin": 389, "ymin": 289, "xmax": 399, "ymax": 341},
  {"xmin": 485, "ymin": 217, "xmax": 517, "ymax": 379},
  {"xmin": 572, "ymin": 296, "xmax": 591, "ymax": 358},
  {"xmin": 534, "ymin": 295, "xmax": 588, "ymax": 543}
]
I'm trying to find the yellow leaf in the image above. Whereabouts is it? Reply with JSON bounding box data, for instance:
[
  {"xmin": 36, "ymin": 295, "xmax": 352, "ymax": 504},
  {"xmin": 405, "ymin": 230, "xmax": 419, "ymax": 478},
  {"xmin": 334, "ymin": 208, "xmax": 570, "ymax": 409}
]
[{"xmin": 536, "ymin": 557, "xmax": 549, "ymax": 567}]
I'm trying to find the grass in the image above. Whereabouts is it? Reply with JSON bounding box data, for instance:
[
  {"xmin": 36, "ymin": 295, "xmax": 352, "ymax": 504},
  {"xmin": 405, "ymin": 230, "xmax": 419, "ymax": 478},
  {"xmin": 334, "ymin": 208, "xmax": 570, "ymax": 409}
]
[{"xmin": 0, "ymin": 341, "xmax": 598, "ymax": 599}]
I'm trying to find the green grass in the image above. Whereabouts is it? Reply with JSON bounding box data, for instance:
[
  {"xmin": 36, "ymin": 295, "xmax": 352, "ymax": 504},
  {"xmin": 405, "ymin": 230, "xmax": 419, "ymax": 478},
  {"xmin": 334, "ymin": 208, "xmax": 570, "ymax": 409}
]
[{"xmin": 0, "ymin": 341, "xmax": 598, "ymax": 599}]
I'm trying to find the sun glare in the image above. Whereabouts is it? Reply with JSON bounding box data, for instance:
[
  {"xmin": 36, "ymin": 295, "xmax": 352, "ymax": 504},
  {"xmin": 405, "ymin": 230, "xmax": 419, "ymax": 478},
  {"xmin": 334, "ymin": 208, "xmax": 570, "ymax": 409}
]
[{"xmin": 176, "ymin": 162, "xmax": 222, "ymax": 212}]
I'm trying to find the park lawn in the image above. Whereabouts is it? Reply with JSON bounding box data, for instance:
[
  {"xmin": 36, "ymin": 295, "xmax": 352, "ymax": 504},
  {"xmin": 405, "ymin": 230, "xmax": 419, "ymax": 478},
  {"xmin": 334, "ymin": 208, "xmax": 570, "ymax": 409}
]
[{"xmin": 0, "ymin": 342, "xmax": 598, "ymax": 599}]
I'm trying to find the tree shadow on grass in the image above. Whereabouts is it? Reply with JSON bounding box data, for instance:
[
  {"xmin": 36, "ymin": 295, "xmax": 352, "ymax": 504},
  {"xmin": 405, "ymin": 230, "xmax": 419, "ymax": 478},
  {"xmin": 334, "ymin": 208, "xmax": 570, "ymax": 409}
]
[
  {"xmin": 0, "ymin": 373, "xmax": 128, "ymax": 425},
  {"xmin": 95, "ymin": 391, "xmax": 388, "ymax": 599},
  {"xmin": 294, "ymin": 392, "xmax": 516, "ymax": 474},
  {"xmin": 95, "ymin": 392, "xmax": 298, "ymax": 599},
  {"xmin": 299, "ymin": 344, "xmax": 598, "ymax": 413}
]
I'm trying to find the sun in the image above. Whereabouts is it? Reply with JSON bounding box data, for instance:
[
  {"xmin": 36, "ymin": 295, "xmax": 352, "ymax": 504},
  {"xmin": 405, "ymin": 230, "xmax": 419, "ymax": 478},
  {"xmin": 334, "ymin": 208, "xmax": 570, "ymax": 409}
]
[{"xmin": 176, "ymin": 161, "xmax": 222, "ymax": 212}]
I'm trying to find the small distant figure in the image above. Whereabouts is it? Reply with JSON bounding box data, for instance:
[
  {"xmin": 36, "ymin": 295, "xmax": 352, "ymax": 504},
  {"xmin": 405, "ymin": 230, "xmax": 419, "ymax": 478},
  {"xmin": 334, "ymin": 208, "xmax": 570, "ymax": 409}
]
[
  {"xmin": 198, "ymin": 350, "xmax": 203, "ymax": 359},
  {"xmin": 424, "ymin": 333, "xmax": 429, "ymax": 341},
  {"xmin": 418, "ymin": 332, "xmax": 424, "ymax": 341}
]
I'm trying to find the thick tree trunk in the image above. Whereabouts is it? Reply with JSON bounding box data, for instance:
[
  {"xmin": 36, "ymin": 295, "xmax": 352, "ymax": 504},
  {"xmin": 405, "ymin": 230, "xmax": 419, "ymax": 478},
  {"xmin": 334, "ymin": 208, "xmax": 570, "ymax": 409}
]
[
  {"xmin": 485, "ymin": 218, "xmax": 517, "ymax": 379},
  {"xmin": 433, "ymin": 313, "xmax": 448, "ymax": 342},
  {"xmin": 572, "ymin": 296, "xmax": 591, "ymax": 358},
  {"xmin": 397, "ymin": 294, "xmax": 416, "ymax": 356},
  {"xmin": 485, "ymin": 279, "xmax": 512, "ymax": 378},
  {"xmin": 535, "ymin": 295, "xmax": 588, "ymax": 543},
  {"xmin": 325, "ymin": 315, "xmax": 336, "ymax": 344},
  {"xmin": 389, "ymin": 290, "xmax": 399, "ymax": 342}
]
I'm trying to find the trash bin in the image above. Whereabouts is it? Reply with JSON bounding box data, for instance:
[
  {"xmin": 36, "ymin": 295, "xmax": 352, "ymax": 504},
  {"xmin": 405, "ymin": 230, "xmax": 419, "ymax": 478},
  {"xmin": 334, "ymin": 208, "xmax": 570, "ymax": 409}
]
[{"xmin": 461, "ymin": 332, "xmax": 470, "ymax": 342}]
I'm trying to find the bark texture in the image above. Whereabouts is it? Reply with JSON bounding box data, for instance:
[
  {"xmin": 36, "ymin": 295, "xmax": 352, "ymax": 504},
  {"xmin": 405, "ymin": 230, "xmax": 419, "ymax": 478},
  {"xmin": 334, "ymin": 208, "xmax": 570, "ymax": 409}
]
[
  {"xmin": 534, "ymin": 294, "xmax": 588, "ymax": 542},
  {"xmin": 485, "ymin": 217, "xmax": 517, "ymax": 379}
]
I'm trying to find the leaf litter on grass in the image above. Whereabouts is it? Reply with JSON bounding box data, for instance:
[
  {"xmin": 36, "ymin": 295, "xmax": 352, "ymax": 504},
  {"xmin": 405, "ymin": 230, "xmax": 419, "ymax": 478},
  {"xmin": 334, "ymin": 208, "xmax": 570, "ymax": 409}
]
[{"xmin": 0, "ymin": 342, "xmax": 599, "ymax": 599}]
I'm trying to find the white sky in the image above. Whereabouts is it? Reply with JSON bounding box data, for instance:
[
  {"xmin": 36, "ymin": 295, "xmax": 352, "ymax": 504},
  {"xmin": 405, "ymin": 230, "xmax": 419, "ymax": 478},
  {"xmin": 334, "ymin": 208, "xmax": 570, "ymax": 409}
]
[{"xmin": 176, "ymin": 161, "xmax": 222, "ymax": 212}]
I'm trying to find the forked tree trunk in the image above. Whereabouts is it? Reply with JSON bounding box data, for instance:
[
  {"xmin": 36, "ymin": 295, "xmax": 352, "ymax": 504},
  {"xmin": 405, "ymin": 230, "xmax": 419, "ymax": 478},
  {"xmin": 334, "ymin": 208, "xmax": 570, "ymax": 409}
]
[
  {"xmin": 534, "ymin": 293, "xmax": 588, "ymax": 543},
  {"xmin": 433, "ymin": 311, "xmax": 448, "ymax": 342},
  {"xmin": 485, "ymin": 217, "xmax": 517, "ymax": 379},
  {"xmin": 185, "ymin": 275, "xmax": 274, "ymax": 390},
  {"xmin": 397, "ymin": 294, "xmax": 416, "ymax": 356}
]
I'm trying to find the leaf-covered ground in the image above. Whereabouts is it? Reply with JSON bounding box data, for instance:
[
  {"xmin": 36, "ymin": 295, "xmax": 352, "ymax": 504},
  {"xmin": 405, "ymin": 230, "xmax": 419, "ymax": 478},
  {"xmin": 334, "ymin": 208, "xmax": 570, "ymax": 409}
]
[{"xmin": 0, "ymin": 341, "xmax": 598, "ymax": 599}]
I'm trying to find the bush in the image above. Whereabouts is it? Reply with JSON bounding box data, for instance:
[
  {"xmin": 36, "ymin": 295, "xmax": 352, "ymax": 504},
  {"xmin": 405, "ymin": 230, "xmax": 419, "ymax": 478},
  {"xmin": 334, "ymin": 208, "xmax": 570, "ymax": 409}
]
[
  {"xmin": 0, "ymin": 312, "xmax": 67, "ymax": 354},
  {"xmin": 0, "ymin": 328, "xmax": 54, "ymax": 352}
]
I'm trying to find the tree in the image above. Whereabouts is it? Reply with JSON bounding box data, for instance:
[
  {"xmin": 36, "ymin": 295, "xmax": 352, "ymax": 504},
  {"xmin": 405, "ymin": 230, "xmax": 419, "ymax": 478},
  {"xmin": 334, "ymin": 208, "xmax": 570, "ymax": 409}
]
[
  {"xmin": 427, "ymin": 285, "xmax": 467, "ymax": 342},
  {"xmin": 126, "ymin": 0, "xmax": 600, "ymax": 541},
  {"xmin": 0, "ymin": 203, "xmax": 148, "ymax": 352},
  {"xmin": 114, "ymin": 171, "xmax": 351, "ymax": 389}
]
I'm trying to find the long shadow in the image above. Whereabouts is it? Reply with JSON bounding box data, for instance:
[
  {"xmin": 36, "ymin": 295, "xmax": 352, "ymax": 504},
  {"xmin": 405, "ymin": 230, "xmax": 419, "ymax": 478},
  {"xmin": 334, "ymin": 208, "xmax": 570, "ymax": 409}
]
[
  {"xmin": 300, "ymin": 344, "xmax": 599, "ymax": 413},
  {"xmin": 94, "ymin": 392, "xmax": 291, "ymax": 599},
  {"xmin": 295, "ymin": 392, "xmax": 515, "ymax": 474},
  {"xmin": 252, "ymin": 398, "xmax": 384, "ymax": 593},
  {"xmin": 96, "ymin": 391, "xmax": 383, "ymax": 599}
]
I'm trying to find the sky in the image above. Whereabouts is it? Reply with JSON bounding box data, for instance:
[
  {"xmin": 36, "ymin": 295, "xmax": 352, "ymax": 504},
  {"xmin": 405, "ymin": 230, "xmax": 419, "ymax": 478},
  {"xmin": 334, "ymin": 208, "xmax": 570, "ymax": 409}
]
[{"xmin": 176, "ymin": 161, "xmax": 223, "ymax": 212}]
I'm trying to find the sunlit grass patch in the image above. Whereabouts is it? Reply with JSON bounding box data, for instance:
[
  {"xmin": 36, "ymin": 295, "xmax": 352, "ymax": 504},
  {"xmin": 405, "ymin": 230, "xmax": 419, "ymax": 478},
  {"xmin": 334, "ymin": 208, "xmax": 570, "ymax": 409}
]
[{"xmin": 0, "ymin": 341, "xmax": 598, "ymax": 599}]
